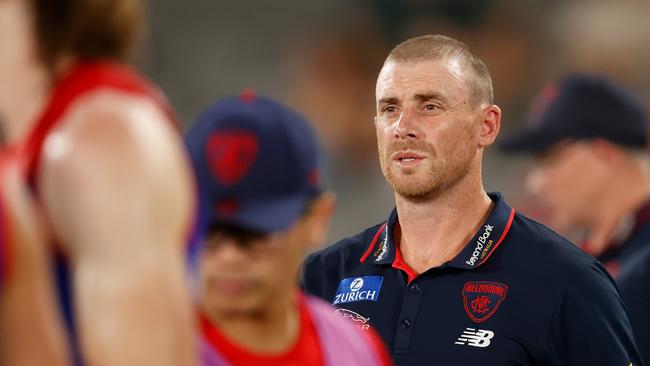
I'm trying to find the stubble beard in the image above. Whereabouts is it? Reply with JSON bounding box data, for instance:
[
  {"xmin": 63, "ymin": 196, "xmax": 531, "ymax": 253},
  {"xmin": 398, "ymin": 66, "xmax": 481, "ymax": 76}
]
[{"xmin": 379, "ymin": 142, "xmax": 474, "ymax": 202}]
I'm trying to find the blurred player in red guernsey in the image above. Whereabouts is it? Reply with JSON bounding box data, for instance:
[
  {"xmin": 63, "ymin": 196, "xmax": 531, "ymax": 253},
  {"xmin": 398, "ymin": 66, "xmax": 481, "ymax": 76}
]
[
  {"xmin": 0, "ymin": 0, "xmax": 196, "ymax": 365},
  {"xmin": 0, "ymin": 149, "xmax": 70, "ymax": 365}
]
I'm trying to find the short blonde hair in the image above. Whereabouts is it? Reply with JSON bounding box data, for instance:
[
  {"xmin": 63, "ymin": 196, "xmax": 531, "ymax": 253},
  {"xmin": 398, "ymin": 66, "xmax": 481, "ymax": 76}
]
[{"xmin": 386, "ymin": 35, "xmax": 494, "ymax": 107}]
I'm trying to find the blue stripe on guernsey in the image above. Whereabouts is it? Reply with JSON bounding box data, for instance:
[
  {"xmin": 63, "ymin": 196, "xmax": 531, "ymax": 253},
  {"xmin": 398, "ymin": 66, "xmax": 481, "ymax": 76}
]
[{"xmin": 333, "ymin": 276, "xmax": 383, "ymax": 305}]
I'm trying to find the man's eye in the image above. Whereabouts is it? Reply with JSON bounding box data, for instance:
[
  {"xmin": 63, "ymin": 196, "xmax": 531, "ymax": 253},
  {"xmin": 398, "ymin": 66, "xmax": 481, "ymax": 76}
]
[
  {"xmin": 382, "ymin": 106, "xmax": 397, "ymax": 113},
  {"xmin": 423, "ymin": 104, "xmax": 439, "ymax": 111}
]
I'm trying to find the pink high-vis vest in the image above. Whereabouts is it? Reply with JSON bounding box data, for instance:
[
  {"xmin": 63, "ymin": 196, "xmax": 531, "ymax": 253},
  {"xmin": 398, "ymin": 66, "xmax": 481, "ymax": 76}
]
[{"xmin": 201, "ymin": 295, "xmax": 384, "ymax": 366}]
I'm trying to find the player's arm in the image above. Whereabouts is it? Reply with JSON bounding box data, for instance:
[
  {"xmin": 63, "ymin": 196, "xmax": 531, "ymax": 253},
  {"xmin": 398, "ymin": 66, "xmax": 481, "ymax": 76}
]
[
  {"xmin": 39, "ymin": 91, "xmax": 197, "ymax": 366},
  {"xmin": 545, "ymin": 262, "xmax": 642, "ymax": 366},
  {"xmin": 0, "ymin": 162, "xmax": 70, "ymax": 366}
]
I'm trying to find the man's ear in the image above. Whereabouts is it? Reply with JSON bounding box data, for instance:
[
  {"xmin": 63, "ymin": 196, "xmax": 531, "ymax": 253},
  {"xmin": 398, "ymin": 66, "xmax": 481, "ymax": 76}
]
[
  {"xmin": 477, "ymin": 104, "xmax": 501, "ymax": 148},
  {"xmin": 303, "ymin": 191, "xmax": 336, "ymax": 250}
]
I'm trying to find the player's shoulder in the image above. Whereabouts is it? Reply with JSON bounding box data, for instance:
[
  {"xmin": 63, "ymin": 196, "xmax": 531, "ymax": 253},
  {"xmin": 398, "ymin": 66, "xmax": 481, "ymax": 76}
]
[
  {"xmin": 51, "ymin": 62, "xmax": 167, "ymax": 135},
  {"xmin": 39, "ymin": 85, "xmax": 179, "ymax": 178},
  {"xmin": 35, "ymin": 83, "xmax": 192, "ymax": 237},
  {"xmin": 64, "ymin": 87, "xmax": 170, "ymax": 138},
  {"xmin": 305, "ymin": 223, "xmax": 385, "ymax": 269}
]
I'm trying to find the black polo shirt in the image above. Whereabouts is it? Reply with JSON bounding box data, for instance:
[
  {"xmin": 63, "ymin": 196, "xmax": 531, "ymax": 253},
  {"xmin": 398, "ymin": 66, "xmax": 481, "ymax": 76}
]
[
  {"xmin": 594, "ymin": 198, "xmax": 650, "ymax": 278},
  {"xmin": 618, "ymin": 246, "xmax": 650, "ymax": 365},
  {"xmin": 303, "ymin": 193, "xmax": 642, "ymax": 366}
]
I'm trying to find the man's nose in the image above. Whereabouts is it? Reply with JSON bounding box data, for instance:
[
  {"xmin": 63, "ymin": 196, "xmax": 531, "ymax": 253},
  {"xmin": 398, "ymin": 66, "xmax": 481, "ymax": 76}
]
[
  {"xmin": 214, "ymin": 238, "xmax": 250, "ymax": 263},
  {"xmin": 393, "ymin": 110, "xmax": 420, "ymax": 139}
]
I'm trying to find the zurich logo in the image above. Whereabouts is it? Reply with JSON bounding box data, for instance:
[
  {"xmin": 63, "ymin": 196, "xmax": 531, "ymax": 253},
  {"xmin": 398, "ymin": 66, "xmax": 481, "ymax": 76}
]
[
  {"xmin": 333, "ymin": 276, "xmax": 383, "ymax": 305},
  {"xmin": 350, "ymin": 278, "xmax": 364, "ymax": 292}
]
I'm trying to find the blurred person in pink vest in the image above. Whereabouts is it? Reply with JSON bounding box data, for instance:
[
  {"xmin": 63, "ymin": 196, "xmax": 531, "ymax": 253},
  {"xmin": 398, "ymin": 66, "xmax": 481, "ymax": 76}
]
[{"xmin": 186, "ymin": 94, "xmax": 392, "ymax": 366}]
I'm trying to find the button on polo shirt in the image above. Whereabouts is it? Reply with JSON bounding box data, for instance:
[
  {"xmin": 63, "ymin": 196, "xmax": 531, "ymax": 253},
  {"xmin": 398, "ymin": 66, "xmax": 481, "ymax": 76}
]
[{"xmin": 303, "ymin": 193, "xmax": 642, "ymax": 366}]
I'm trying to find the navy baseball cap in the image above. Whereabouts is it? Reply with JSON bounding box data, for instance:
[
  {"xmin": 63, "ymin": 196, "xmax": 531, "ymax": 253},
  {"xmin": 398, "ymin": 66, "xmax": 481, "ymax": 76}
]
[
  {"xmin": 185, "ymin": 93, "xmax": 323, "ymax": 234},
  {"xmin": 499, "ymin": 74, "xmax": 648, "ymax": 153}
]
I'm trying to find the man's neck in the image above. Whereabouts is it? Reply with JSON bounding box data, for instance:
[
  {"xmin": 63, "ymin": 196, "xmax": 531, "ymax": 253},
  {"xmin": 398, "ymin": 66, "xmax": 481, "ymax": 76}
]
[
  {"xmin": 205, "ymin": 293, "xmax": 300, "ymax": 354},
  {"xmin": 395, "ymin": 177, "xmax": 493, "ymax": 273}
]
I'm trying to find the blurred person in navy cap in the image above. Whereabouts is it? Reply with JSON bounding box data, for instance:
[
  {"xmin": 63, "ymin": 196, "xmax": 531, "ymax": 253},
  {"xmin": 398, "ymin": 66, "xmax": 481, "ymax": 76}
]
[
  {"xmin": 500, "ymin": 74, "xmax": 650, "ymax": 279},
  {"xmin": 185, "ymin": 93, "xmax": 392, "ymax": 366}
]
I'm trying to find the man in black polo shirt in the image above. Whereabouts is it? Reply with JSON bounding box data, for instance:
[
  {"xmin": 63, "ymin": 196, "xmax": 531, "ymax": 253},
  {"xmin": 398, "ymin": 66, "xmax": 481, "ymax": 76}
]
[
  {"xmin": 619, "ymin": 247, "xmax": 650, "ymax": 364},
  {"xmin": 302, "ymin": 34, "xmax": 642, "ymax": 365}
]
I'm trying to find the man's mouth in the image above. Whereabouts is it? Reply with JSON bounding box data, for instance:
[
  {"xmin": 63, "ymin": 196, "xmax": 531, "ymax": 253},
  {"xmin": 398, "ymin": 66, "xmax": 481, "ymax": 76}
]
[
  {"xmin": 210, "ymin": 277, "xmax": 255, "ymax": 297},
  {"xmin": 393, "ymin": 151, "xmax": 425, "ymax": 164}
]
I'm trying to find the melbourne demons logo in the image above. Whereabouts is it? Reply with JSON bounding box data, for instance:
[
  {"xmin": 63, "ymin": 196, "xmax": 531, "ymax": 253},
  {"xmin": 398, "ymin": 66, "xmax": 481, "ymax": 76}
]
[
  {"xmin": 205, "ymin": 131, "xmax": 259, "ymax": 186},
  {"xmin": 462, "ymin": 281, "xmax": 508, "ymax": 323}
]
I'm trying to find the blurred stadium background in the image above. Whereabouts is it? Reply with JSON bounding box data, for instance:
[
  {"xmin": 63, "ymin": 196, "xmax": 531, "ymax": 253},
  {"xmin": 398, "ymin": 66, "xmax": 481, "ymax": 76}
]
[{"xmin": 139, "ymin": 0, "xmax": 650, "ymax": 244}]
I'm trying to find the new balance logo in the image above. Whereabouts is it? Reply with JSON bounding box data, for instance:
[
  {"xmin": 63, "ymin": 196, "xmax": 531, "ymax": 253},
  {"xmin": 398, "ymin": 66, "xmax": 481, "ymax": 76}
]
[{"xmin": 455, "ymin": 328, "xmax": 495, "ymax": 348}]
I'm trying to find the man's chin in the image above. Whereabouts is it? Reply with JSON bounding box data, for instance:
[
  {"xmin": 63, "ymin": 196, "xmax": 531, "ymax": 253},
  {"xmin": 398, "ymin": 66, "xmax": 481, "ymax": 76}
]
[
  {"xmin": 387, "ymin": 175, "xmax": 437, "ymax": 198},
  {"xmin": 393, "ymin": 184, "xmax": 438, "ymax": 200},
  {"xmin": 209, "ymin": 300, "xmax": 266, "ymax": 318}
]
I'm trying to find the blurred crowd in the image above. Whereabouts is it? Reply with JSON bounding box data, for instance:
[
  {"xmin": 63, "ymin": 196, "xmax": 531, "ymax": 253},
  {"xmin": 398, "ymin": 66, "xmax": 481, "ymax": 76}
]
[{"xmin": 143, "ymin": 0, "xmax": 650, "ymax": 242}]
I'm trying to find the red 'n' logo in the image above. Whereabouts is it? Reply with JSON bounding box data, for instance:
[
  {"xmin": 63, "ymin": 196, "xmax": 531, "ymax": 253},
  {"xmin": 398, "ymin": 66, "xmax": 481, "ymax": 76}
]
[
  {"xmin": 205, "ymin": 131, "xmax": 259, "ymax": 186},
  {"xmin": 462, "ymin": 281, "xmax": 508, "ymax": 323}
]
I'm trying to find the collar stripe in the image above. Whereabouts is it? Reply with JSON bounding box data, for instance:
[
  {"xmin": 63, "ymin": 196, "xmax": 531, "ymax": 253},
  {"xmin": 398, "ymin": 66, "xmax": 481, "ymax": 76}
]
[
  {"xmin": 477, "ymin": 208, "xmax": 515, "ymax": 267},
  {"xmin": 391, "ymin": 247, "xmax": 418, "ymax": 284},
  {"xmin": 360, "ymin": 223, "xmax": 387, "ymax": 263}
]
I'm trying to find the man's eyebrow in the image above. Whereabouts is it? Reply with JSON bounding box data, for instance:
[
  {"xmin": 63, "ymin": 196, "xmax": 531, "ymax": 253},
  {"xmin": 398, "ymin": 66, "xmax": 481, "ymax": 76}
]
[
  {"xmin": 377, "ymin": 93, "xmax": 450, "ymax": 106},
  {"xmin": 414, "ymin": 92, "xmax": 449, "ymax": 104},
  {"xmin": 377, "ymin": 96, "xmax": 399, "ymax": 106}
]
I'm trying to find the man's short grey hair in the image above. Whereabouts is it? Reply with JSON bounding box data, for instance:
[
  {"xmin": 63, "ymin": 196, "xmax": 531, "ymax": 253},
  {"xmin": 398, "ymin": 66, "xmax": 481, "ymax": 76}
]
[{"xmin": 385, "ymin": 34, "xmax": 494, "ymax": 107}]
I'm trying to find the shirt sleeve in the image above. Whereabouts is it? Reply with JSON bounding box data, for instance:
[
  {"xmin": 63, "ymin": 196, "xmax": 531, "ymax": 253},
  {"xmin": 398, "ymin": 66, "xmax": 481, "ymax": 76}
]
[
  {"xmin": 545, "ymin": 262, "xmax": 642, "ymax": 366},
  {"xmin": 618, "ymin": 248, "xmax": 650, "ymax": 366}
]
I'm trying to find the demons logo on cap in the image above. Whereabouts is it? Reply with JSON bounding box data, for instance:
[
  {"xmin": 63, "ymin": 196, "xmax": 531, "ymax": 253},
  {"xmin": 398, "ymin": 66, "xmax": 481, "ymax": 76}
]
[
  {"xmin": 462, "ymin": 281, "xmax": 508, "ymax": 323},
  {"xmin": 205, "ymin": 131, "xmax": 259, "ymax": 186}
]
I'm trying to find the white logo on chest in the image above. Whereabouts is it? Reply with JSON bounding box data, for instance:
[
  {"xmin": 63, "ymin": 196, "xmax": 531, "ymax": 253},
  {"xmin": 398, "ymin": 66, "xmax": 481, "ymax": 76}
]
[
  {"xmin": 454, "ymin": 328, "xmax": 495, "ymax": 348},
  {"xmin": 350, "ymin": 278, "xmax": 364, "ymax": 291}
]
